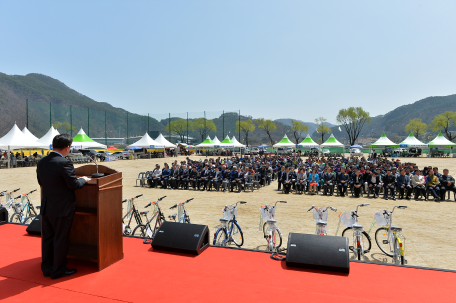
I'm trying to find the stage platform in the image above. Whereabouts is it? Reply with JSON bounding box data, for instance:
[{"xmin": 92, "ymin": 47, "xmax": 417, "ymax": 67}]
[{"xmin": 1, "ymin": 223, "xmax": 455, "ymax": 303}]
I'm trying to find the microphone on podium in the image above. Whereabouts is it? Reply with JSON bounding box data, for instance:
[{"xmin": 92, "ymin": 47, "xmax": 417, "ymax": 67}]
[{"xmin": 85, "ymin": 155, "xmax": 105, "ymax": 178}]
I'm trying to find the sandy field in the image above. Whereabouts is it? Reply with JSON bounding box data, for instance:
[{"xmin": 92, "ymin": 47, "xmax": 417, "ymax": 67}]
[{"xmin": 2, "ymin": 154, "xmax": 456, "ymax": 270}]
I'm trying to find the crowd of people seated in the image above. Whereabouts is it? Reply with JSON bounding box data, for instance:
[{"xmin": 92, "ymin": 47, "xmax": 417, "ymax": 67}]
[{"xmin": 142, "ymin": 154, "xmax": 456, "ymax": 202}]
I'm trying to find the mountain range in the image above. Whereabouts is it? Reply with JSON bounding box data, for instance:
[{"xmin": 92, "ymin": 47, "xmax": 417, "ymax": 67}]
[{"xmin": 0, "ymin": 72, "xmax": 455, "ymax": 145}]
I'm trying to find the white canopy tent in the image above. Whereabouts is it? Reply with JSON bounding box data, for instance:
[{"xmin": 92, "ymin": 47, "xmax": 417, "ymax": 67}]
[
  {"xmin": 273, "ymin": 134, "xmax": 295, "ymax": 148},
  {"xmin": 220, "ymin": 136, "xmax": 235, "ymax": 148},
  {"xmin": 129, "ymin": 133, "xmax": 164, "ymax": 149},
  {"xmin": 427, "ymin": 132, "xmax": 456, "ymax": 148},
  {"xmin": 231, "ymin": 136, "xmax": 246, "ymax": 148},
  {"xmin": 296, "ymin": 134, "xmax": 319, "ymax": 148},
  {"xmin": 155, "ymin": 133, "xmax": 177, "ymax": 148},
  {"xmin": 0, "ymin": 124, "xmax": 47, "ymax": 168},
  {"xmin": 320, "ymin": 134, "xmax": 345, "ymax": 155},
  {"xmin": 37, "ymin": 127, "xmax": 60, "ymax": 148},
  {"xmin": 22, "ymin": 127, "xmax": 40, "ymax": 142},
  {"xmin": 212, "ymin": 136, "xmax": 221, "ymax": 145},
  {"xmin": 399, "ymin": 133, "xmax": 428, "ymax": 148}
]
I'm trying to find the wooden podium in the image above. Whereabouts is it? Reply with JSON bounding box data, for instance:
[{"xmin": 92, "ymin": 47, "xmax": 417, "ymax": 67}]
[{"xmin": 69, "ymin": 164, "xmax": 123, "ymax": 271}]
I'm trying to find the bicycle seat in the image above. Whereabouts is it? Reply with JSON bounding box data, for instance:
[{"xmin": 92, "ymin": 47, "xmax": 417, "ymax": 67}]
[
  {"xmin": 390, "ymin": 226, "xmax": 402, "ymax": 232},
  {"xmin": 219, "ymin": 218, "xmax": 229, "ymax": 222},
  {"xmin": 266, "ymin": 219, "xmax": 277, "ymax": 223},
  {"xmin": 13, "ymin": 203, "xmax": 21, "ymax": 206},
  {"xmin": 169, "ymin": 214, "xmax": 177, "ymax": 219},
  {"xmin": 316, "ymin": 220, "xmax": 327, "ymax": 226},
  {"xmin": 352, "ymin": 223, "xmax": 364, "ymax": 231},
  {"xmin": 140, "ymin": 211, "xmax": 149, "ymax": 215},
  {"xmin": 36, "ymin": 206, "xmax": 41, "ymax": 209}
]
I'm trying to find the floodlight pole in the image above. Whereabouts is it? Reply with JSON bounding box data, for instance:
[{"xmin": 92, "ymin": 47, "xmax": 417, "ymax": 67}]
[
  {"xmin": 238, "ymin": 110, "xmax": 241, "ymax": 143},
  {"xmin": 186, "ymin": 112, "xmax": 189, "ymax": 145},
  {"xmin": 50, "ymin": 102, "xmax": 52, "ymax": 128},
  {"xmin": 168, "ymin": 113, "xmax": 171, "ymax": 141},
  {"xmin": 26, "ymin": 99, "xmax": 28, "ymax": 129},
  {"xmin": 87, "ymin": 108, "xmax": 90, "ymax": 136},
  {"xmin": 204, "ymin": 111, "xmax": 206, "ymax": 138},
  {"xmin": 148, "ymin": 113, "xmax": 150, "ymax": 134},
  {"xmin": 70, "ymin": 105, "xmax": 73, "ymax": 136},
  {"xmin": 126, "ymin": 112, "xmax": 129, "ymax": 145},
  {"xmin": 223, "ymin": 110, "xmax": 224, "ymax": 138},
  {"xmin": 105, "ymin": 111, "xmax": 107, "ymax": 146}
]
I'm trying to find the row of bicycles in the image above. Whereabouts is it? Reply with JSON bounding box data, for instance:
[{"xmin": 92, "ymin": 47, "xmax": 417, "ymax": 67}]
[{"xmin": 0, "ymin": 189, "xmax": 40, "ymax": 224}]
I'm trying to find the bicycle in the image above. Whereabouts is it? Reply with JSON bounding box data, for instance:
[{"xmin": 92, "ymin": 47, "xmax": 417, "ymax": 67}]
[
  {"xmin": 168, "ymin": 198, "xmax": 193, "ymax": 223},
  {"xmin": 213, "ymin": 201, "xmax": 247, "ymax": 247},
  {"xmin": 131, "ymin": 196, "xmax": 167, "ymax": 243},
  {"xmin": 261, "ymin": 201, "xmax": 287, "ymax": 252},
  {"xmin": 9, "ymin": 190, "xmax": 39, "ymax": 224},
  {"xmin": 307, "ymin": 205, "xmax": 337, "ymax": 235},
  {"xmin": 122, "ymin": 194, "xmax": 143, "ymax": 235},
  {"xmin": 372, "ymin": 205, "xmax": 408, "ymax": 265},
  {"xmin": 0, "ymin": 188, "xmax": 20, "ymax": 211},
  {"xmin": 338, "ymin": 203, "xmax": 372, "ymax": 260}
]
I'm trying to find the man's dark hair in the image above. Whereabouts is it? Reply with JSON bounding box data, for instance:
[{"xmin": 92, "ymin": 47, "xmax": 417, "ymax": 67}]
[{"xmin": 52, "ymin": 134, "xmax": 72, "ymax": 149}]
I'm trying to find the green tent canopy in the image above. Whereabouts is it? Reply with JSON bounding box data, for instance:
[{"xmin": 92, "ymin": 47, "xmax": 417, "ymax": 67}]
[
  {"xmin": 72, "ymin": 128, "xmax": 107, "ymax": 149},
  {"xmin": 370, "ymin": 133, "xmax": 398, "ymax": 147},
  {"xmin": 427, "ymin": 132, "xmax": 456, "ymax": 147},
  {"xmin": 195, "ymin": 136, "xmax": 218, "ymax": 148},
  {"xmin": 220, "ymin": 136, "xmax": 235, "ymax": 148},
  {"xmin": 297, "ymin": 134, "xmax": 319, "ymax": 148},
  {"xmin": 321, "ymin": 134, "xmax": 344, "ymax": 147},
  {"xmin": 273, "ymin": 134, "xmax": 295, "ymax": 148}
]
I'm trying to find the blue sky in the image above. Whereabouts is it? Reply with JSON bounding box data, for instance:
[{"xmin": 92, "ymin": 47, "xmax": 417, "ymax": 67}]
[{"xmin": 1, "ymin": 1, "xmax": 455, "ymax": 123}]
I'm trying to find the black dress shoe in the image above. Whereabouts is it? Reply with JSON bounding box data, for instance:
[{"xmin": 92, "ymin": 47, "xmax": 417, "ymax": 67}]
[
  {"xmin": 43, "ymin": 273, "xmax": 50, "ymax": 277},
  {"xmin": 51, "ymin": 268, "xmax": 77, "ymax": 280}
]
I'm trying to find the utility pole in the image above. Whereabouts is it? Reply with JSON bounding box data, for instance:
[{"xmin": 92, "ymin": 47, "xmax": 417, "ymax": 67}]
[
  {"xmin": 238, "ymin": 110, "xmax": 241, "ymax": 142},
  {"xmin": 105, "ymin": 111, "xmax": 107, "ymax": 146},
  {"xmin": 186, "ymin": 112, "xmax": 189, "ymax": 145},
  {"xmin": 70, "ymin": 105, "xmax": 73, "ymax": 136},
  {"xmin": 50, "ymin": 102, "xmax": 52, "ymax": 128},
  {"xmin": 87, "ymin": 108, "xmax": 90, "ymax": 136},
  {"xmin": 148, "ymin": 113, "xmax": 150, "ymax": 134},
  {"xmin": 126, "ymin": 113, "xmax": 129, "ymax": 145},
  {"xmin": 204, "ymin": 111, "xmax": 206, "ymax": 138},
  {"xmin": 223, "ymin": 110, "xmax": 224, "ymax": 138},
  {"xmin": 168, "ymin": 113, "xmax": 171, "ymax": 141}
]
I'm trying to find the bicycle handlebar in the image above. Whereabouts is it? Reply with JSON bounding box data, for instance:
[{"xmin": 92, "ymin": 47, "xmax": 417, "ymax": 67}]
[
  {"xmin": 157, "ymin": 196, "xmax": 167, "ymax": 201},
  {"xmin": 238, "ymin": 201, "xmax": 247, "ymax": 204},
  {"xmin": 169, "ymin": 203, "xmax": 177, "ymax": 209},
  {"xmin": 13, "ymin": 188, "xmax": 20, "ymax": 192},
  {"xmin": 145, "ymin": 202, "xmax": 152, "ymax": 208},
  {"xmin": 14, "ymin": 195, "xmax": 21, "ymax": 199},
  {"xmin": 135, "ymin": 194, "xmax": 143, "ymax": 199},
  {"xmin": 28, "ymin": 189, "xmax": 37, "ymax": 195},
  {"xmin": 122, "ymin": 199, "xmax": 127, "ymax": 203}
]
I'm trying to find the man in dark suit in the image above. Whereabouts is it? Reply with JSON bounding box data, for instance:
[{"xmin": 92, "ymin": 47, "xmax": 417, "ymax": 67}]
[
  {"xmin": 37, "ymin": 134, "xmax": 89, "ymax": 279},
  {"xmin": 383, "ymin": 169, "xmax": 396, "ymax": 200}
]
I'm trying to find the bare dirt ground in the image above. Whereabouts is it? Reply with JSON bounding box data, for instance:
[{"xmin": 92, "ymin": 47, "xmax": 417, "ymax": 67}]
[{"xmin": 2, "ymin": 154, "xmax": 456, "ymax": 270}]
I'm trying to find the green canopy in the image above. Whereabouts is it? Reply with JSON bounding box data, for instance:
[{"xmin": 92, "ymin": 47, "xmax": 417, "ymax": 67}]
[
  {"xmin": 273, "ymin": 134, "xmax": 295, "ymax": 148},
  {"xmin": 195, "ymin": 136, "xmax": 218, "ymax": 148},
  {"xmin": 297, "ymin": 134, "xmax": 319, "ymax": 148},
  {"xmin": 220, "ymin": 136, "xmax": 235, "ymax": 148},
  {"xmin": 321, "ymin": 134, "xmax": 344, "ymax": 147},
  {"xmin": 370, "ymin": 133, "xmax": 398, "ymax": 147},
  {"xmin": 427, "ymin": 132, "xmax": 456, "ymax": 147},
  {"xmin": 72, "ymin": 128, "xmax": 107, "ymax": 149}
]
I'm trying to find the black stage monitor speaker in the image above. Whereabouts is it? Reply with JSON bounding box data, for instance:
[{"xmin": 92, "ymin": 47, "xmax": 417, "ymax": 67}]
[
  {"xmin": 26, "ymin": 215, "xmax": 41, "ymax": 235},
  {"xmin": 286, "ymin": 233, "xmax": 349, "ymax": 273},
  {"xmin": 0, "ymin": 207, "xmax": 7, "ymax": 225},
  {"xmin": 151, "ymin": 221, "xmax": 209, "ymax": 255}
]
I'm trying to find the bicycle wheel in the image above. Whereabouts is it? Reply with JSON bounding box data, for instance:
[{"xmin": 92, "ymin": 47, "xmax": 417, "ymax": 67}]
[
  {"xmin": 132, "ymin": 224, "xmax": 148, "ymax": 237},
  {"xmin": 10, "ymin": 214, "xmax": 22, "ymax": 223},
  {"xmin": 229, "ymin": 220, "xmax": 244, "ymax": 247},
  {"xmin": 23, "ymin": 215, "xmax": 36, "ymax": 225},
  {"xmin": 375, "ymin": 227, "xmax": 393, "ymax": 257},
  {"xmin": 272, "ymin": 228, "xmax": 282, "ymax": 250},
  {"xmin": 341, "ymin": 227, "xmax": 372, "ymax": 253},
  {"xmin": 213, "ymin": 228, "xmax": 227, "ymax": 246},
  {"xmin": 393, "ymin": 237, "xmax": 405, "ymax": 265}
]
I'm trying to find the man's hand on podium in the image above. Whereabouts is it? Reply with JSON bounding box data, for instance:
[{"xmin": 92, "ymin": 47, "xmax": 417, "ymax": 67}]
[{"xmin": 79, "ymin": 176, "xmax": 91, "ymax": 182}]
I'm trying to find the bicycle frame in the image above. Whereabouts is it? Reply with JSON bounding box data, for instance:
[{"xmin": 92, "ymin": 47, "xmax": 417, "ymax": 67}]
[
  {"xmin": 263, "ymin": 201, "xmax": 286, "ymax": 251},
  {"xmin": 308, "ymin": 205, "xmax": 337, "ymax": 235},
  {"xmin": 214, "ymin": 201, "xmax": 246, "ymax": 246},
  {"xmin": 169, "ymin": 198, "xmax": 193, "ymax": 223},
  {"xmin": 122, "ymin": 194, "xmax": 143, "ymax": 234},
  {"xmin": 350, "ymin": 203, "xmax": 369, "ymax": 259},
  {"xmin": 379, "ymin": 206, "xmax": 407, "ymax": 263}
]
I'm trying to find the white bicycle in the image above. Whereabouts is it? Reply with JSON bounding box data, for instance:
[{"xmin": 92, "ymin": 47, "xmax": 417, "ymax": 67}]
[
  {"xmin": 260, "ymin": 201, "xmax": 287, "ymax": 252},
  {"xmin": 307, "ymin": 205, "xmax": 337, "ymax": 235}
]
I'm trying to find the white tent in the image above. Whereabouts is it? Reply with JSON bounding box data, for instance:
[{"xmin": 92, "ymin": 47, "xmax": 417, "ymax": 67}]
[
  {"xmin": 399, "ymin": 133, "xmax": 428, "ymax": 148},
  {"xmin": 129, "ymin": 133, "xmax": 164, "ymax": 149},
  {"xmin": 220, "ymin": 135, "xmax": 235, "ymax": 148},
  {"xmin": 231, "ymin": 136, "xmax": 246, "ymax": 147},
  {"xmin": 370, "ymin": 133, "xmax": 398, "ymax": 148},
  {"xmin": 427, "ymin": 132, "xmax": 456, "ymax": 147},
  {"xmin": 212, "ymin": 136, "xmax": 221, "ymax": 145},
  {"xmin": 37, "ymin": 127, "xmax": 60, "ymax": 148},
  {"xmin": 155, "ymin": 133, "xmax": 177, "ymax": 148},
  {"xmin": 320, "ymin": 134, "xmax": 344, "ymax": 147},
  {"xmin": 22, "ymin": 127, "xmax": 40, "ymax": 142},
  {"xmin": 0, "ymin": 124, "xmax": 47, "ymax": 168},
  {"xmin": 273, "ymin": 134, "xmax": 295, "ymax": 148},
  {"xmin": 296, "ymin": 134, "xmax": 319, "ymax": 148},
  {"xmin": 0, "ymin": 124, "xmax": 47, "ymax": 150}
]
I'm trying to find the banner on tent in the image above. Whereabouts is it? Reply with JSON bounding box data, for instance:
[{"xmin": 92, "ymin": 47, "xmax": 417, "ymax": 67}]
[{"xmin": 150, "ymin": 145, "xmax": 165, "ymax": 149}]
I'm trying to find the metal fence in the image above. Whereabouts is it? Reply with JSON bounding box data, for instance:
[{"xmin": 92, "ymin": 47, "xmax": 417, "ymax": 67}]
[{"xmin": 27, "ymin": 100, "xmax": 241, "ymax": 146}]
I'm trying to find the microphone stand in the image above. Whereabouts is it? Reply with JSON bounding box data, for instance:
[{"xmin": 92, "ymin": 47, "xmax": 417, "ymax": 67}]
[{"xmin": 85, "ymin": 155, "xmax": 105, "ymax": 178}]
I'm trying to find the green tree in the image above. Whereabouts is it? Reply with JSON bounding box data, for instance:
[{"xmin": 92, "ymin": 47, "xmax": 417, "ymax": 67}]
[
  {"xmin": 315, "ymin": 117, "xmax": 331, "ymax": 143},
  {"xmin": 290, "ymin": 120, "xmax": 309, "ymax": 144},
  {"xmin": 429, "ymin": 111, "xmax": 456, "ymax": 141},
  {"xmin": 236, "ymin": 119, "xmax": 256, "ymax": 147},
  {"xmin": 166, "ymin": 118, "xmax": 188, "ymax": 142},
  {"xmin": 336, "ymin": 107, "xmax": 371, "ymax": 146},
  {"xmin": 52, "ymin": 122, "xmax": 75, "ymax": 134},
  {"xmin": 191, "ymin": 118, "xmax": 216, "ymax": 142},
  {"xmin": 405, "ymin": 118, "xmax": 427, "ymax": 139},
  {"xmin": 256, "ymin": 118, "xmax": 277, "ymax": 146}
]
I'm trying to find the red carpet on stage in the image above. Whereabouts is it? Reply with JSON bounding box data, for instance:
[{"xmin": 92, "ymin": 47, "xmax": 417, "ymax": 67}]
[{"xmin": 1, "ymin": 223, "xmax": 455, "ymax": 303}]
